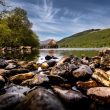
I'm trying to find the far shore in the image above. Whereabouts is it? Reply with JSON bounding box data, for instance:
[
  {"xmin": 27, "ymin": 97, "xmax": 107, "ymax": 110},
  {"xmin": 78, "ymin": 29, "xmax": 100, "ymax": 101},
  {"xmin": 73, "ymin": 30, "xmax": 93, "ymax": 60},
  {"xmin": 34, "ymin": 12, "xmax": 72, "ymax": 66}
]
[{"xmin": 40, "ymin": 48, "xmax": 103, "ymax": 51}]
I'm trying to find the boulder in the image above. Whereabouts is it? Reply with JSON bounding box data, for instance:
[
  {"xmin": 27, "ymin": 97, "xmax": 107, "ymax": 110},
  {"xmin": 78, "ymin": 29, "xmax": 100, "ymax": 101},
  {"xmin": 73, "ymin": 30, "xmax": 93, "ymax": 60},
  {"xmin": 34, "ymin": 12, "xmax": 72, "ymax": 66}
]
[
  {"xmin": 87, "ymin": 87, "xmax": 110, "ymax": 105},
  {"xmin": 76, "ymin": 80, "xmax": 98, "ymax": 89},
  {"xmin": 0, "ymin": 75, "xmax": 5, "ymax": 89},
  {"xmin": 21, "ymin": 73, "xmax": 49, "ymax": 87},
  {"xmin": 9, "ymin": 72, "xmax": 35, "ymax": 84},
  {"xmin": 92, "ymin": 69, "xmax": 110, "ymax": 87},
  {"xmin": 18, "ymin": 61, "xmax": 38, "ymax": 70},
  {"xmin": 0, "ymin": 59, "xmax": 8, "ymax": 68},
  {"xmin": 4, "ymin": 84, "xmax": 30, "ymax": 94},
  {"xmin": 53, "ymin": 86, "xmax": 88, "ymax": 104},
  {"xmin": 5, "ymin": 63, "xmax": 17, "ymax": 70},
  {"xmin": 50, "ymin": 63, "xmax": 77, "ymax": 77},
  {"xmin": 4, "ymin": 69, "xmax": 29, "ymax": 77},
  {"xmin": 0, "ymin": 93, "xmax": 26, "ymax": 110},
  {"xmin": 47, "ymin": 75, "xmax": 66, "ymax": 85},
  {"xmin": 0, "ymin": 69, "xmax": 9, "ymax": 76},
  {"xmin": 15, "ymin": 87, "xmax": 65, "ymax": 110},
  {"xmin": 72, "ymin": 65, "xmax": 93, "ymax": 79}
]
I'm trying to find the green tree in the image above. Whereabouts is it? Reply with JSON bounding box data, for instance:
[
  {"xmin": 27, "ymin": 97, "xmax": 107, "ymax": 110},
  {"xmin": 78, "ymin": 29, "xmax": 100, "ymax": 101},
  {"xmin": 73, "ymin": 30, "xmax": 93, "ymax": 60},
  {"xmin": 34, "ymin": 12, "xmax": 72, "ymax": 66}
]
[{"xmin": 0, "ymin": 7, "xmax": 39, "ymax": 48}]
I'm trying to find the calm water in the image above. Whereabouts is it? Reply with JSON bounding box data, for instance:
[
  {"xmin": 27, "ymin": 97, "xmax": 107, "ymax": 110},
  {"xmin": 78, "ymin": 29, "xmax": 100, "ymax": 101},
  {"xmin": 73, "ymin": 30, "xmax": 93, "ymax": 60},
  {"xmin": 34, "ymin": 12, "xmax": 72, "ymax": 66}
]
[{"xmin": 0, "ymin": 48, "xmax": 101, "ymax": 61}]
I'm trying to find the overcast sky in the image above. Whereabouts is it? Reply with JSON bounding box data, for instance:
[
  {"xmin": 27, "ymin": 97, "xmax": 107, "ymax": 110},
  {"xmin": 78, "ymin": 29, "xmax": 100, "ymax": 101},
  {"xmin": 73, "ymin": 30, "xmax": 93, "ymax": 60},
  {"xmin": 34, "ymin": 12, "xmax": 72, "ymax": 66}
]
[{"xmin": 2, "ymin": 0, "xmax": 110, "ymax": 41}]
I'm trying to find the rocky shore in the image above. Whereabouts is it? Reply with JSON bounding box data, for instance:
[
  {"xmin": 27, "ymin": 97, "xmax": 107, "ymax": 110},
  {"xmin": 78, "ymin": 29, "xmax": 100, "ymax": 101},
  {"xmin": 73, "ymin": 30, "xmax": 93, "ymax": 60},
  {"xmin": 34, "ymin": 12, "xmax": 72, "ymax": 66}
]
[{"xmin": 0, "ymin": 48, "xmax": 110, "ymax": 110}]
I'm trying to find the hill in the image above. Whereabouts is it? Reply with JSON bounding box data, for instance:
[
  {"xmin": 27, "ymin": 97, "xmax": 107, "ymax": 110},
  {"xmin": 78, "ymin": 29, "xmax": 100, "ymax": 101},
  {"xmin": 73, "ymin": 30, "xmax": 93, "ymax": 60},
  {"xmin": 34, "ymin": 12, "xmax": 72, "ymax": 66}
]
[{"xmin": 58, "ymin": 29, "xmax": 110, "ymax": 48}]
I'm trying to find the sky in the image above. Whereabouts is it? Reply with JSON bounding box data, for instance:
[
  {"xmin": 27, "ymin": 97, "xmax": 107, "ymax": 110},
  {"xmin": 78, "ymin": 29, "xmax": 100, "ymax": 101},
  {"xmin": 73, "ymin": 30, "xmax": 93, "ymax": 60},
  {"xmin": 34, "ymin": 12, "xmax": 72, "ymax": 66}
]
[{"xmin": 1, "ymin": 0, "xmax": 110, "ymax": 41}]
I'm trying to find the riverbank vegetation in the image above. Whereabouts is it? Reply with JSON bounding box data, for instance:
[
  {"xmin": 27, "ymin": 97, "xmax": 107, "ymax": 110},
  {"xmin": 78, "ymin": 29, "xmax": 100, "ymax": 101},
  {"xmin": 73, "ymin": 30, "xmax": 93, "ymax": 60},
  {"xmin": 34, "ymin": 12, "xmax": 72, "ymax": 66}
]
[
  {"xmin": 0, "ymin": 7, "xmax": 39, "ymax": 48},
  {"xmin": 58, "ymin": 29, "xmax": 110, "ymax": 48}
]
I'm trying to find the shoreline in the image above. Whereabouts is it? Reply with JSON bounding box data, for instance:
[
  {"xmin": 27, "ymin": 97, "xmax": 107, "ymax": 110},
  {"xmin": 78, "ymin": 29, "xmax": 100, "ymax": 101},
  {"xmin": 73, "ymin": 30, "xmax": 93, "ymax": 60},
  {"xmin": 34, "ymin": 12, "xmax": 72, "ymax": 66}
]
[
  {"xmin": 40, "ymin": 48, "xmax": 103, "ymax": 51},
  {"xmin": 0, "ymin": 48, "xmax": 109, "ymax": 110}
]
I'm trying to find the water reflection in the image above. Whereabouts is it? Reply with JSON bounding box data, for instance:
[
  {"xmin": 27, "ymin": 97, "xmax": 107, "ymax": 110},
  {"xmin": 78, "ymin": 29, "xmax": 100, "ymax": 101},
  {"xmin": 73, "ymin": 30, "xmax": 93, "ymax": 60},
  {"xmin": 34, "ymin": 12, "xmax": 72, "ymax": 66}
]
[
  {"xmin": 38, "ymin": 49, "xmax": 99, "ymax": 63},
  {"xmin": 0, "ymin": 49, "xmax": 99, "ymax": 61},
  {"xmin": 0, "ymin": 49, "xmax": 39, "ymax": 61},
  {"xmin": 39, "ymin": 49, "xmax": 98, "ymax": 57}
]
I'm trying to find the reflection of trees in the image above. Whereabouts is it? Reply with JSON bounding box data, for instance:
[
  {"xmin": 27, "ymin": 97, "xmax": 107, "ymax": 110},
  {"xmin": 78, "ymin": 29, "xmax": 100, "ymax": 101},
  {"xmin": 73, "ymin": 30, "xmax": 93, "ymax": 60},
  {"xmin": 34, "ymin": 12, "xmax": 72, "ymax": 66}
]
[{"xmin": 0, "ymin": 50, "xmax": 39, "ymax": 61}]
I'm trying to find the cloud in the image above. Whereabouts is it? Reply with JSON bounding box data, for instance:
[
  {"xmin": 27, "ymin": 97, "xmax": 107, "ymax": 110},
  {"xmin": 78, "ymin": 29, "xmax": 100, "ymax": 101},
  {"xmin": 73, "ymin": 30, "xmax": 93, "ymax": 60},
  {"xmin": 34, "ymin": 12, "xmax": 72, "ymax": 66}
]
[{"xmin": 1, "ymin": 0, "xmax": 110, "ymax": 41}]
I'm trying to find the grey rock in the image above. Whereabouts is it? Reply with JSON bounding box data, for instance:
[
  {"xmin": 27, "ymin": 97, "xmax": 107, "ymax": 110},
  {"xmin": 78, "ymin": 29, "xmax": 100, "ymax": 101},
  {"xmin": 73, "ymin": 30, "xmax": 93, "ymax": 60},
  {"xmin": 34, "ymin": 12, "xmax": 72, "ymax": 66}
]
[
  {"xmin": 0, "ymin": 93, "xmax": 26, "ymax": 110},
  {"xmin": 15, "ymin": 87, "xmax": 65, "ymax": 110}
]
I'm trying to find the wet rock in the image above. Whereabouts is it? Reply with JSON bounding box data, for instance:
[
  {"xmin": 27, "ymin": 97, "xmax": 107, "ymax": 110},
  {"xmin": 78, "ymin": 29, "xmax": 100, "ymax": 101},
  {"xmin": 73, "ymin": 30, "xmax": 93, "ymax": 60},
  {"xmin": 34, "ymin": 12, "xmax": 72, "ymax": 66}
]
[
  {"xmin": 9, "ymin": 72, "xmax": 35, "ymax": 84},
  {"xmin": 24, "ymin": 61, "xmax": 38, "ymax": 70},
  {"xmin": 70, "ymin": 56, "xmax": 82, "ymax": 66},
  {"xmin": 72, "ymin": 65, "xmax": 93, "ymax": 79},
  {"xmin": 76, "ymin": 80, "xmax": 98, "ymax": 89},
  {"xmin": 100, "ymin": 48, "xmax": 110, "ymax": 54},
  {"xmin": 41, "ymin": 60, "xmax": 57, "ymax": 69},
  {"xmin": 21, "ymin": 73, "xmax": 49, "ymax": 87},
  {"xmin": 10, "ymin": 68, "xmax": 29, "ymax": 74},
  {"xmin": 50, "ymin": 63, "xmax": 77, "ymax": 78},
  {"xmin": 18, "ymin": 61, "xmax": 38, "ymax": 70},
  {"xmin": 47, "ymin": 75, "xmax": 66, "ymax": 85},
  {"xmin": 0, "ymin": 75, "xmax": 5, "ymax": 89},
  {"xmin": 45, "ymin": 55, "xmax": 58, "ymax": 60},
  {"xmin": 5, "ymin": 63, "xmax": 17, "ymax": 70},
  {"xmin": 15, "ymin": 87, "xmax": 65, "ymax": 110},
  {"xmin": 45, "ymin": 55, "xmax": 53, "ymax": 60},
  {"xmin": 53, "ymin": 86, "xmax": 88, "ymax": 104},
  {"xmin": 99, "ymin": 48, "xmax": 110, "ymax": 70},
  {"xmin": 100, "ymin": 54, "xmax": 110, "ymax": 70},
  {"xmin": 0, "ymin": 69, "xmax": 9, "ymax": 76},
  {"xmin": 47, "ymin": 60, "xmax": 57, "ymax": 67},
  {"xmin": 87, "ymin": 87, "xmax": 110, "ymax": 105},
  {"xmin": 81, "ymin": 57, "xmax": 89, "ymax": 65},
  {"xmin": 92, "ymin": 69, "xmax": 110, "ymax": 87},
  {"xmin": 5, "ymin": 59, "xmax": 17, "ymax": 64},
  {"xmin": 41, "ymin": 62, "xmax": 49, "ymax": 69},
  {"xmin": 91, "ymin": 56, "xmax": 101, "ymax": 68},
  {"xmin": 4, "ymin": 68, "xmax": 29, "ymax": 77},
  {"xmin": 57, "ymin": 56, "xmax": 70, "ymax": 66},
  {"xmin": 17, "ymin": 61, "xmax": 28, "ymax": 67},
  {"xmin": 4, "ymin": 84, "xmax": 30, "ymax": 94},
  {"xmin": 0, "ymin": 58, "xmax": 8, "ymax": 68},
  {"xmin": 0, "ymin": 93, "xmax": 26, "ymax": 110},
  {"xmin": 106, "ymin": 70, "xmax": 110, "ymax": 76}
]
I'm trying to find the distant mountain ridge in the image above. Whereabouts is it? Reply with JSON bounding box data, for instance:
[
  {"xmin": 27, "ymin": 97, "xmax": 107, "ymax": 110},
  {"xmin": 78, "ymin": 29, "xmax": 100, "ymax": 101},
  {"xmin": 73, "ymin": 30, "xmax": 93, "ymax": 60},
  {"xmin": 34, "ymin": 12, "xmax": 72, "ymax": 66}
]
[{"xmin": 58, "ymin": 28, "xmax": 110, "ymax": 48}]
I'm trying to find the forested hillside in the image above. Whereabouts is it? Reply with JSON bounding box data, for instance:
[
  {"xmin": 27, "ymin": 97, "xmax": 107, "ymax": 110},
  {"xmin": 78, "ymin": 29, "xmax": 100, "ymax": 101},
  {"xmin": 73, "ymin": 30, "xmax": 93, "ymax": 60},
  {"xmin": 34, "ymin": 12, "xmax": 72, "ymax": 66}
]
[{"xmin": 58, "ymin": 29, "xmax": 110, "ymax": 48}]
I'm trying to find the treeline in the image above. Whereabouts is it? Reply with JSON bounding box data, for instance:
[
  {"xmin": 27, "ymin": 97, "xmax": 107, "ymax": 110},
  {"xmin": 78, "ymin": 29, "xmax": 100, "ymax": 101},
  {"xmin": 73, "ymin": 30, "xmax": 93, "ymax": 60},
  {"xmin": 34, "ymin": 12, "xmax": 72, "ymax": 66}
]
[
  {"xmin": 0, "ymin": 7, "xmax": 39, "ymax": 48},
  {"xmin": 58, "ymin": 29, "xmax": 110, "ymax": 48}
]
